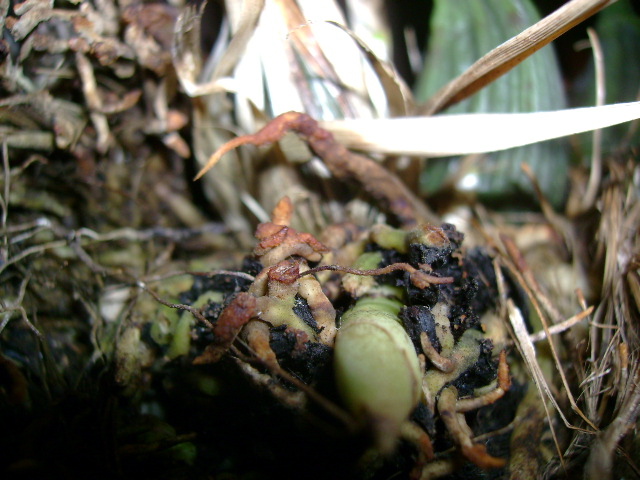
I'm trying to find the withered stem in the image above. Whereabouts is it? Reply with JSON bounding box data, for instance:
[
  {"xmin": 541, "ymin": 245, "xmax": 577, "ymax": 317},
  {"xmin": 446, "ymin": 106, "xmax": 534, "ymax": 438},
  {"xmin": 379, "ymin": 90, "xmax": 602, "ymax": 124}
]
[
  {"xmin": 298, "ymin": 262, "xmax": 454, "ymax": 286},
  {"xmin": 195, "ymin": 111, "xmax": 436, "ymax": 226}
]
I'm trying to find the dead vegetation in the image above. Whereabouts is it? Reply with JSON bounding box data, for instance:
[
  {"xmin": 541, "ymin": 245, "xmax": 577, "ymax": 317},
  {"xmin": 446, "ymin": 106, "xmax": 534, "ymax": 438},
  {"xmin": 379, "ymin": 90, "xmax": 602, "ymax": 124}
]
[{"xmin": 1, "ymin": 0, "xmax": 639, "ymax": 479}]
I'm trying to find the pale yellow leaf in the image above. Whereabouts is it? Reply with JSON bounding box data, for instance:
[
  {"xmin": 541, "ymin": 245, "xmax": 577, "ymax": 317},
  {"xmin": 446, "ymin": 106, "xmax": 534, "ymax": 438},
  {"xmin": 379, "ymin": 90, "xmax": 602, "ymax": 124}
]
[{"xmin": 321, "ymin": 102, "xmax": 640, "ymax": 157}]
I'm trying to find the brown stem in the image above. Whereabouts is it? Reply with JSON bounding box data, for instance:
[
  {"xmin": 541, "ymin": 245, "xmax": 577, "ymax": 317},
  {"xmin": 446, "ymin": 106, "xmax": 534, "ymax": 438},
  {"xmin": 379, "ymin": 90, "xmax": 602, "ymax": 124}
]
[
  {"xmin": 195, "ymin": 111, "xmax": 436, "ymax": 226},
  {"xmin": 298, "ymin": 262, "xmax": 454, "ymax": 289}
]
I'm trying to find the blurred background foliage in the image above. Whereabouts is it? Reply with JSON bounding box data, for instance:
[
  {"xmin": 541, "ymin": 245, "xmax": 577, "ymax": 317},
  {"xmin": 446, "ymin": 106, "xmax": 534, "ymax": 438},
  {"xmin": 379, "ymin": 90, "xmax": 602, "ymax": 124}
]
[{"xmin": 415, "ymin": 0, "xmax": 570, "ymax": 208}]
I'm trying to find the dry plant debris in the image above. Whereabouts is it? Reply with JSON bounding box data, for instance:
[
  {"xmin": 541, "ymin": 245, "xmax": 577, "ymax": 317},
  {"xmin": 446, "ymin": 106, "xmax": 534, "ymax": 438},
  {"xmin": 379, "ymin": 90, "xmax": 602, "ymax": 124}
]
[{"xmin": 0, "ymin": 1, "xmax": 639, "ymax": 479}]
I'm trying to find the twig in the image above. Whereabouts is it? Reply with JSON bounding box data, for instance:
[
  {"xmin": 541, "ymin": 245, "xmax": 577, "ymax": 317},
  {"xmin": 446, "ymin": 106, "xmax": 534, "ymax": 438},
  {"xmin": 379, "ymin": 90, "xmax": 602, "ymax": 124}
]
[
  {"xmin": 528, "ymin": 306, "xmax": 594, "ymax": 343},
  {"xmin": 0, "ymin": 239, "xmax": 68, "ymax": 275},
  {"xmin": 75, "ymin": 223, "xmax": 227, "ymax": 242},
  {"xmin": 140, "ymin": 269, "xmax": 256, "ymax": 284},
  {"xmin": 299, "ymin": 262, "xmax": 454, "ymax": 287},
  {"xmin": 136, "ymin": 281, "xmax": 213, "ymax": 329},
  {"xmin": 0, "ymin": 273, "xmax": 42, "ymax": 338},
  {"xmin": 187, "ymin": 270, "xmax": 255, "ymax": 282},
  {"xmin": 1, "ymin": 143, "xmax": 9, "ymax": 263}
]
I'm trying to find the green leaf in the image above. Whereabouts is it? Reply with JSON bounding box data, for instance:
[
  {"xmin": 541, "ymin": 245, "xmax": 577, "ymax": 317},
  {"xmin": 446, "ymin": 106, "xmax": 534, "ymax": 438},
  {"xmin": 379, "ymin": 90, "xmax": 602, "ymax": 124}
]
[{"xmin": 415, "ymin": 0, "xmax": 570, "ymax": 208}]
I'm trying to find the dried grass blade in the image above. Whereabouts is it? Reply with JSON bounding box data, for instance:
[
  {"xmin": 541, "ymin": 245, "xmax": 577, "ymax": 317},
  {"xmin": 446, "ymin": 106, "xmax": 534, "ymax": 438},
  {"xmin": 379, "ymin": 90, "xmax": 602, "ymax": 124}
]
[
  {"xmin": 585, "ymin": 367, "xmax": 640, "ymax": 480},
  {"xmin": 320, "ymin": 101, "xmax": 640, "ymax": 156},
  {"xmin": 172, "ymin": 0, "xmax": 265, "ymax": 97},
  {"xmin": 213, "ymin": 0, "xmax": 265, "ymax": 81},
  {"xmin": 528, "ymin": 306, "xmax": 594, "ymax": 343},
  {"xmin": 581, "ymin": 28, "xmax": 606, "ymax": 211},
  {"xmin": 172, "ymin": 3, "xmax": 207, "ymax": 96},
  {"xmin": 326, "ymin": 21, "xmax": 414, "ymax": 116},
  {"xmin": 272, "ymin": 0, "xmax": 355, "ymax": 117},
  {"xmin": 502, "ymin": 234, "xmax": 598, "ymax": 431},
  {"xmin": 420, "ymin": 0, "xmax": 617, "ymax": 115},
  {"xmin": 506, "ymin": 299, "xmax": 567, "ymax": 468}
]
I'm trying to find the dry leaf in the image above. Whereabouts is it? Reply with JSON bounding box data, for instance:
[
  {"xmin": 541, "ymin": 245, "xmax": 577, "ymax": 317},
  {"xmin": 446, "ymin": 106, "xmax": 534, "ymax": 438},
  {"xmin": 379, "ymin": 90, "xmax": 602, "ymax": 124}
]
[
  {"xmin": 420, "ymin": 0, "xmax": 617, "ymax": 115},
  {"xmin": 321, "ymin": 101, "xmax": 640, "ymax": 157}
]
